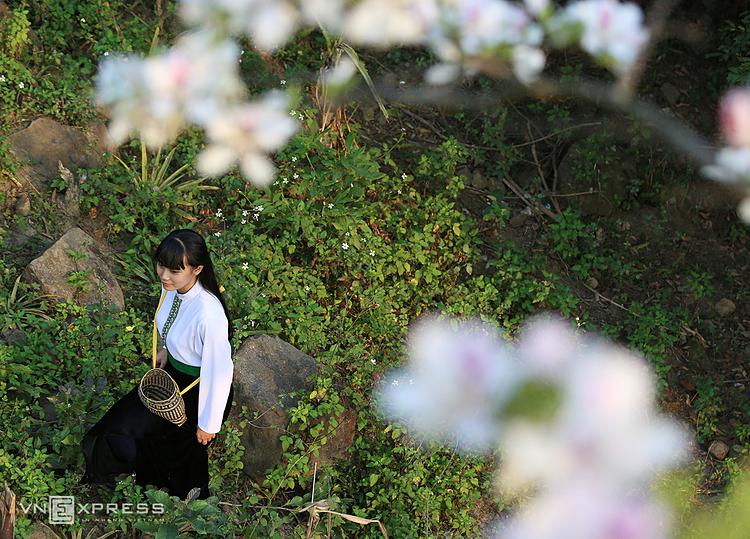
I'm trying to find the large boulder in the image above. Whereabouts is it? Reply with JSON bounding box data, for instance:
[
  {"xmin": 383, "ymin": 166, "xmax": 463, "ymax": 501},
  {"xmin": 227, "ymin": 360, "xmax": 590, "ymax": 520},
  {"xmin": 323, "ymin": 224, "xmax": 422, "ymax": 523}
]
[
  {"xmin": 22, "ymin": 227, "xmax": 124, "ymax": 309},
  {"xmin": 6, "ymin": 117, "xmax": 107, "ymax": 192},
  {"xmin": 232, "ymin": 335, "xmax": 354, "ymax": 480}
]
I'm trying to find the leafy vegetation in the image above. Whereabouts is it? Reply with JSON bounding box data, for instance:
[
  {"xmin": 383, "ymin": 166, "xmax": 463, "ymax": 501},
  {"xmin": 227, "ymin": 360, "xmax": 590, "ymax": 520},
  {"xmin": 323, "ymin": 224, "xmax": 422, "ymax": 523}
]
[{"xmin": 3, "ymin": 2, "xmax": 750, "ymax": 538}]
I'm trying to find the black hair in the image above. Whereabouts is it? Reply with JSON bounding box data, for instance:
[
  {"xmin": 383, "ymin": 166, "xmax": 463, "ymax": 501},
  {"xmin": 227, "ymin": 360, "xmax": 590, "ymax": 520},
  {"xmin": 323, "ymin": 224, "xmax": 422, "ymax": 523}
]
[{"xmin": 153, "ymin": 229, "xmax": 233, "ymax": 341}]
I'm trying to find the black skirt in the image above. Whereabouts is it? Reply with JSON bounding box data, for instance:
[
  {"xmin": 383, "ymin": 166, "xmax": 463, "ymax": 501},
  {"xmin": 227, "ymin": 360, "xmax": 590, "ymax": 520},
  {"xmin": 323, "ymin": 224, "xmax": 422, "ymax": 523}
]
[{"xmin": 81, "ymin": 360, "xmax": 233, "ymax": 499}]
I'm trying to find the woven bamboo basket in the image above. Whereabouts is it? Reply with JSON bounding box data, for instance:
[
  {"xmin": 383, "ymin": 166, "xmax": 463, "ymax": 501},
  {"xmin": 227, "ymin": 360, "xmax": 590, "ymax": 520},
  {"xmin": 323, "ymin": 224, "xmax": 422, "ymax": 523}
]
[
  {"xmin": 138, "ymin": 368, "xmax": 188, "ymax": 426},
  {"xmin": 138, "ymin": 290, "xmax": 200, "ymax": 426}
]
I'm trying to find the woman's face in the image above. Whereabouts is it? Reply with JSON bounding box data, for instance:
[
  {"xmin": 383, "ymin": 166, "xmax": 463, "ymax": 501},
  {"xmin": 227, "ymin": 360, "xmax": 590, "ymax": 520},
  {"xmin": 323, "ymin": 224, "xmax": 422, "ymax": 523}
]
[{"xmin": 156, "ymin": 259, "xmax": 203, "ymax": 292}]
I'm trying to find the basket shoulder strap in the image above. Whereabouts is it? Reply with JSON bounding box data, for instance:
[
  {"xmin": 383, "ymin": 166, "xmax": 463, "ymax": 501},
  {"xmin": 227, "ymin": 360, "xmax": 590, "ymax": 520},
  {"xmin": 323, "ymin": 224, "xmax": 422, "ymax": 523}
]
[{"xmin": 152, "ymin": 290, "xmax": 168, "ymax": 369}]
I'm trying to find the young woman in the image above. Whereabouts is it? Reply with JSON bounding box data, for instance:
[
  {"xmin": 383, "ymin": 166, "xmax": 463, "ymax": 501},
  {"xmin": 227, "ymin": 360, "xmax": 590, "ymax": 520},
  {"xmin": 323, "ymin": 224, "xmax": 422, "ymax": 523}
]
[{"xmin": 82, "ymin": 229, "xmax": 234, "ymax": 499}]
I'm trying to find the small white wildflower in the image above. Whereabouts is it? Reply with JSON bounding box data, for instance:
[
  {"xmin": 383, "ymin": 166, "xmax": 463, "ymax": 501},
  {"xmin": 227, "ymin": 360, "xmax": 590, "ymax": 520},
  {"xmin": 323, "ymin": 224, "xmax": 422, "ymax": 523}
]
[
  {"xmin": 289, "ymin": 109, "xmax": 297, "ymax": 116},
  {"xmin": 242, "ymin": 209, "xmax": 249, "ymax": 217},
  {"xmin": 103, "ymin": 52, "xmax": 109, "ymax": 57},
  {"xmin": 255, "ymin": 205, "xmax": 264, "ymax": 212},
  {"xmin": 369, "ymin": 249, "xmax": 375, "ymax": 256},
  {"xmin": 260, "ymin": 293, "xmax": 266, "ymax": 298},
  {"xmin": 81, "ymin": 17, "xmax": 86, "ymax": 23},
  {"xmin": 305, "ymin": 285, "xmax": 311, "ymax": 292},
  {"xmin": 253, "ymin": 213, "xmax": 260, "ymax": 221},
  {"xmin": 241, "ymin": 262, "xmax": 249, "ymax": 270},
  {"xmin": 291, "ymin": 156, "xmax": 297, "ymax": 162},
  {"xmin": 215, "ymin": 208, "xmax": 223, "ymax": 217},
  {"xmin": 298, "ymin": 114, "xmax": 304, "ymax": 121},
  {"xmin": 328, "ymin": 203, "xmax": 333, "ymax": 209},
  {"xmin": 214, "ymin": 232, "xmax": 221, "ymax": 237},
  {"xmin": 0, "ymin": 75, "xmax": 5, "ymax": 82},
  {"xmin": 280, "ymin": 79, "xmax": 287, "ymax": 85},
  {"xmin": 397, "ymin": 190, "xmax": 402, "ymax": 195},
  {"xmin": 241, "ymin": 218, "xmax": 247, "ymax": 224},
  {"xmin": 370, "ymin": 358, "xmax": 377, "ymax": 365},
  {"xmin": 18, "ymin": 82, "xmax": 24, "ymax": 89},
  {"xmin": 293, "ymin": 173, "xmax": 299, "ymax": 179},
  {"xmin": 345, "ymin": 232, "xmax": 350, "ymax": 237},
  {"xmin": 402, "ymin": 173, "xmax": 407, "ymax": 179},
  {"xmin": 273, "ymin": 181, "xmax": 278, "ymax": 186},
  {"xmin": 282, "ymin": 178, "xmax": 289, "ymax": 185},
  {"xmin": 342, "ymin": 242, "xmax": 349, "ymax": 250}
]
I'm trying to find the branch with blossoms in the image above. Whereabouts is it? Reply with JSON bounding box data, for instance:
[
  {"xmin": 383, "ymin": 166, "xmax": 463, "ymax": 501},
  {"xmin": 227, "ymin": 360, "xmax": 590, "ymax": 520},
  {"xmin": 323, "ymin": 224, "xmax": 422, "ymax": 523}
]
[{"xmin": 95, "ymin": 0, "xmax": 750, "ymax": 219}]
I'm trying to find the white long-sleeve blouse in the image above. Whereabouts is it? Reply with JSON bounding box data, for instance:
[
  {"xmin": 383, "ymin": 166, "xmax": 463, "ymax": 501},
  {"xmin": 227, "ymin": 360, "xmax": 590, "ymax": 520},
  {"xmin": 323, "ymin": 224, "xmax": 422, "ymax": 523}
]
[{"xmin": 155, "ymin": 279, "xmax": 233, "ymax": 434}]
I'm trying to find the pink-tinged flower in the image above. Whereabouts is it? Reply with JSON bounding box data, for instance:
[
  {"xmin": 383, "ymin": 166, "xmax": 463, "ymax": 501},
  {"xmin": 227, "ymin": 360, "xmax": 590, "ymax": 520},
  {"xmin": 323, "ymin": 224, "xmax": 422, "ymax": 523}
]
[
  {"xmin": 198, "ymin": 91, "xmax": 298, "ymax": 185},
  {"xmin": 96, "ymin": 31, "xmax": 243, "ymax": 148},
  {"xmin": 563, "ymin": 0, "xmax": 649, "ymax": 75},
  {"xmin": 496, "ymin": 481, "xmax": 672, "ymax": 539},
  {"xmin": 180, "ymin": 0, "xmax": 300, "ymax": 51},
  {"xmin": 500, "ymin": 342, "xmax": 689, "ymax": 493},
  {"xmin": 517, "ymin": 315, "xmax": 578, "ymax": 376},
  {"xmin": 377, "ymin": 316, "xmax": 521, "ymax": 452},
  {"xmin": 423, "ymin": 0, "xmax": 544, "ymax": 84},
  {"xmin": 719, "ymin": 88, "xmax": 750, "ymax": 148}
]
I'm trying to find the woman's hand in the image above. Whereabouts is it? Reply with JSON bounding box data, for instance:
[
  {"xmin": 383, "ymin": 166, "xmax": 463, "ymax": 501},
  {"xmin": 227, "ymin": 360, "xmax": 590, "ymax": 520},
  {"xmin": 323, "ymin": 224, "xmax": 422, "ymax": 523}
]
[
  {"xmin": 156, "ymin": 348, "xmax": 167, "ymax": 369},
  {"xmin": 196, "ymin": 427, "xmax": 215, "ymax": 445}
]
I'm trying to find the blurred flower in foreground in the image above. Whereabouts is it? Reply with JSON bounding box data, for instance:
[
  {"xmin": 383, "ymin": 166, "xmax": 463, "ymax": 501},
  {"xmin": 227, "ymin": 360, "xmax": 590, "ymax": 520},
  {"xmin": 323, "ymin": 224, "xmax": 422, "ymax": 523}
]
[
  {"xmin": 377, "ymin": 316, "xmax": 521, "ymax": 451},
  {"xmin": 198, "ymin": 91, "xmax": 298, "ymax": 186},
  {"xmin": 97, "ymin": 31, "xmax": 244, "ymax": 148},
  {"xmin": 556, "ymin": 0, "xmax": 649, "ymax": 75},
  {"xmin": 378, "ymin": 314, "xmax": 690, "ymax": 538},
  {"xmin": 497, "ymin": 481, "xmax": 672, "ymax": 539},
  {"xmin": 703, "ymin": 87, "xmax": 750, "ymax": 220}
]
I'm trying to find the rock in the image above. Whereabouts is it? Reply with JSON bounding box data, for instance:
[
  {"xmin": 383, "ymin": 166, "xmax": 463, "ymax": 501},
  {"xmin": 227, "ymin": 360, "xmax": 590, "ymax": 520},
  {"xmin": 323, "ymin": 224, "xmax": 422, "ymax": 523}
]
[
  {"xmin": 231, "ymin": 335, "xmax": 354, "ymax": 480},
  {"xmin": 714, "ymin": 298, "xmax": 736, "ymax": 317},
  {"xmin": 27, "ymin": 522, "xmax": 60, "ymax": 539},
  {"xmin": 709, "ymin": 440, "xmax": 729, "ymax": 460},
  {"xmin": 13, "ymin": 193, "xmax": 30, "ymax": 216},
  {"xmin": 6, "ymin": 117, "xmax": 107, "ymax": 192},
  {"xmin": 22, "ymin": 227, "xmax": 124, "ymax": 309},
  {"xmin": 660, "ymin": 82, "xmax": 681, "ymax": 107}
]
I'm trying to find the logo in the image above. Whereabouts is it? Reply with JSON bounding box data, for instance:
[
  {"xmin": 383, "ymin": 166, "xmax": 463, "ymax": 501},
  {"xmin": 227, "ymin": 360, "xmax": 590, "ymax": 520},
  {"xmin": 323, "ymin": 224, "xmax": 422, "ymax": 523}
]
[
  {"xmin": 19, "ymin": 495, "xmax": 165, "ymax": 525},
  {"xmin": 49, "ymin": 496, "xmax": 75, "ymax": 525}
]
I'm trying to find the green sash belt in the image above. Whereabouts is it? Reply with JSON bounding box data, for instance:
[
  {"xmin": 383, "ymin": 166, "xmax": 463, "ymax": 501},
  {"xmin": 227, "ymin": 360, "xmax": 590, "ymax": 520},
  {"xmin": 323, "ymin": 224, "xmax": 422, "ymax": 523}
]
[{"xmin": 168, "ymin": 351, "xmax": 201, "ymax": 377}]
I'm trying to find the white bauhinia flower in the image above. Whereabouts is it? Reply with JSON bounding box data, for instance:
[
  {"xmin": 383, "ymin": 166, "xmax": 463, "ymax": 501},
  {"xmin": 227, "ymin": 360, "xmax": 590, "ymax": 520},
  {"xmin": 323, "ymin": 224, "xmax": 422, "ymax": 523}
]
[
  {"xmin": 344, "ymin": 0, "xmax": 438, "ymax": 47},
  {"xmin": 377, "ymin": 316, "xmax": 522, "ymax": 452},
  {"xmin": 198, "ymin": 91, "xmax": 298, "ymax": 185},
  {"xmin": 702, "ymin": 147, "xmax": 750, "ymax": 183},
  {"xmin": 512, "ymin": 44, "xmax": 546, "ymax": 84},
  {"xmin": 321, "ymin": 56, "xmax": 358, "ymax": 89},
  {"xmin": 96, "ymin": 31, "xmax": 244, "ymax": 148},
  {"xmin": 496, "ymin": 481, "xmax": 672, "ymax": 539},
  {"xmin": 562, "ymin": 0, "xmax": 649, "ymax": 75},
  {"xmin": 499, "ymin": 341, "xmax": 689, "ymax": 493},
  {"xmin": 180, "ymin": 0, "xmax": 300, "ymax": 51}
]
